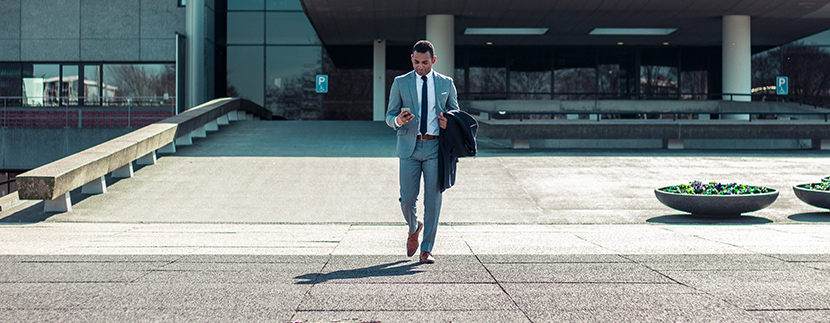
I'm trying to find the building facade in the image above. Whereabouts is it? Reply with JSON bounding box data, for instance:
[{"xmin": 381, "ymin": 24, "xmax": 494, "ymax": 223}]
[{"xmin": 3, "ymin": 0, "xmax": 830, "ymax": 121}]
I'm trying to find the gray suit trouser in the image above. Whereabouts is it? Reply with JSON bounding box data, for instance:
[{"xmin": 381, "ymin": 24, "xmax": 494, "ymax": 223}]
[{"xmin": 399, "ymin": 139, "xmax": 442, "ymax": 253}]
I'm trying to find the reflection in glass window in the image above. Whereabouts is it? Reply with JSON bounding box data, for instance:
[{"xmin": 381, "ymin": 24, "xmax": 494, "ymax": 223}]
[
  {"xmin": 640, "ymin": 65, "xmax": 678, "ymax": 97},
  {"xmin": 227, "ymin": 46, "xmax": 265, "ymax": 106},
  {"xmin": 266, "ymin": 12, "xmax": 320, "ymax": 44},
  {"xmin": 468, "ymin": 67, "xmax": 506, "ymax": 99},
  {"xmin": 454, "ymin": 68, "xmax": 465, "ymax": 96},
  {"xmin": 510, "ymin": 71, "xmax": 551, "ymax": 100},
  {"xmin": 227, "ymin": 12, "xmax": 264, "ymax": 45},
  {"xmin": 782, "ymin": 46, "xmax": 830, "ymax": 98},
  {"xmin": 228, "ymin": 0, "xmax": 264, "ymax": 10},
  {"xmin": 265, "ymin": 46, "xmax": 322, "ymax": 119},
  {"xmin": 0, "ymin": 63, "xmax": 22, "ymax": 106},
  {"xmin": 554, "ymin": 68, "xmax": 596, "ymax": 99},
  {"xmin": 23, "ymin": 64, "xmax": 59, "ymax": 107},
  {"xmin": 266, "ymin": 0, "xmax": 302, "ymax": 10},
  {"xmin": 103, "ymin": 64, "xmax": 175, "ymax": 106},
  {"xmin": 598, "ymin": 64, "xmax": 621, "ymax": 96},
  {"xmin": 62, "ymin": 65, "xmax": 79, "ymax": 106},
  {"xmin": 681, "ymin": 71, "xmax": 708, "ymax": 100},
  {"xmin": 84, "ymin": 65, "xmax": 102, "ymax": 105}
]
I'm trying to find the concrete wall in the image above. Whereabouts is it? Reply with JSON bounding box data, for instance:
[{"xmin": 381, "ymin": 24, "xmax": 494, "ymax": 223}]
[
  {"xmin": 0, "ymin": 0, "xmax": 185, "ymax": 61},
  {"xmin": 0, "ymin": 128, "xmax": 131, "ymax": 170}
]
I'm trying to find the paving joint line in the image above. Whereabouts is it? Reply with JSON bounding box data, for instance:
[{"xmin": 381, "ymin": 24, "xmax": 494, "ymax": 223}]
[{"xmin": 454, "ymin": 226, "xmax": 534, "ymax": 323}]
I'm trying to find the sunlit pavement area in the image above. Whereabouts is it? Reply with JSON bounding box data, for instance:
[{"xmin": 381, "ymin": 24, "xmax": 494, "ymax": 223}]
[{"xmin": 2, "ymin": 121, "xmax": 830, "ymax": 322}]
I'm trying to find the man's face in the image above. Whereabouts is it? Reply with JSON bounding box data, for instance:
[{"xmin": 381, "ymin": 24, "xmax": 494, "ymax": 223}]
[{"xmin": 411, "ymin": 51, "xmax": 436, "ymax": 76}]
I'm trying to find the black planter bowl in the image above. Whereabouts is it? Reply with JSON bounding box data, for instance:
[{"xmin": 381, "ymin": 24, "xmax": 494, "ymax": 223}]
[
  {"xmin": 793, "ymin": 184, "xmax": 830, "ymax": 209},
  {"xmin": 654, "ymin": 188, "xmax": 779, "ymax": 218},
  {"xmin": 823, "ymin": 176, "xmax": 830, "ymax": 183}
]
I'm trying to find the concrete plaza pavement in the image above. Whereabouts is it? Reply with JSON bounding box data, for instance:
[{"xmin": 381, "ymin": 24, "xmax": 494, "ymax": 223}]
[{"xmin": 2, "ymin": 120, "xmax": 830, "ymax": 322}]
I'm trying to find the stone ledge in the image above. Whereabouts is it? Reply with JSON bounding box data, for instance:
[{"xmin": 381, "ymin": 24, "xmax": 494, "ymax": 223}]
[{"xmin": 16, "ymin": 98, "xmax": 271, "ymax": 202}]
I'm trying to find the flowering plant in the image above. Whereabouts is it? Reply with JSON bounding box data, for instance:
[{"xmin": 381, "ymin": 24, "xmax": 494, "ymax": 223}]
[
  {"xmin": 796, "ymin": 182, "xmax": 830, "ymax": 191},
  {"xmin": 659, "ymin": 181, "xmax": 773, "ymax": 195}
]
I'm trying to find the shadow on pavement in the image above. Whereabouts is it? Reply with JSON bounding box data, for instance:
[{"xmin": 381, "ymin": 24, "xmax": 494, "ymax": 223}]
[
  {"xmin": 294, "ymin": 260, "xmax": 423, "ymax": 285},
  {"xmin": 647, "ymin": 214, "xmax": 772, "ymax": 225},
  {"xmin": 788, "ymin": 212, "xmax": 830, "ymax": 222}
]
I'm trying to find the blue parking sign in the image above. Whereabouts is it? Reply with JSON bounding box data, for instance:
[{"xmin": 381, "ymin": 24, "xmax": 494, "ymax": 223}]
[
  {"xmin": 316, "ymin": 75, "xmax": 328, "ymax": 93},
  {"xmin": 776, "ymin": 76, "xmax": 788, "ymax": 95}
]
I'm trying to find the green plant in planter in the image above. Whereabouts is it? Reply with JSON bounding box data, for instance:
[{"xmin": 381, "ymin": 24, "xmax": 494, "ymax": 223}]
[
  {"xmin": 659, "ymin": 181, "xmax": 773, "ymax": 195},
  {"xmin": 796, "ymin": 182, "xmax": 830, "ymax": 191}
]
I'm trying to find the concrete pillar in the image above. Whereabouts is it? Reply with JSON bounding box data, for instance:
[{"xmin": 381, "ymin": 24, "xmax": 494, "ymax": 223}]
[
  {"xmin": 191, "ymin": 126, "xmax": 207, "ymax": 138},
  {"xmin": 136, "ymin": 151, "xmax": 157, "ymax": 165},
  {"xmin": 722, "ymin": 15, "xmax": 751, "ymax": 120},
  {"xmin": 82, "ymin": 176, "xmax": 107, "ymax": 194},
  {"xmin": 176, "ymin": 134, "xmax": 193, "ymax": 146},
  {"xmin": 159, "ymin": 142, "xmax": 176, "ymax": 153},
  {"xmin": 217, "ymin": 114, "xmax": 229, "ymax": 125},
  {"xmin": 44, "ymin": 193, "xmax": 72, "ymax": 213},
  {"xmin": 112, "ymin": 163, "xmax": 134, "ymax": 179},
  {"xmin": 186, "ymin": 0, "xmax": 206, "ymax": 109},
  {"xmin": 373, "ymin": 39, "xmax": 387, "ymax": 122},
  {"xmin": 205, "ymin": 119, "xmax": 219, "ymax": 131},
  {"xmin": 426, "ymin": 14, "xmax": 455, "ymax": 79}
]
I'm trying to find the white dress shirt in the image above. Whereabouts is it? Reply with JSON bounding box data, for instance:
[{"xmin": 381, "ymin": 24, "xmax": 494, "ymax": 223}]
[
  {"xmin": 416, "ymin": 70, "xmax": 438, "ymax": 136},
  {"xmin": 395, "ymin": 70, "xmax": 439, "ymax": 135}
]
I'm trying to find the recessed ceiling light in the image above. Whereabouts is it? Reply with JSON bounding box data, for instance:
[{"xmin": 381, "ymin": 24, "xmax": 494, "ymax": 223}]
[
  {"xmin": 486, "ymin": 41, "xmax": 493, "ymax": 45},
  {"xmin": 590, "ymin": 28, "xmax": 677, "ymax": 36},
  {"xmin": 617, "ymin": 42, "xmax": 624, "ymax": 45},
  {"xmin": 663, "ymin": 42, "xmax": 670, "ymax": 45},
  {"xmin": 464, "ymin": 28, "xmax": 548, "ymax": 35}
]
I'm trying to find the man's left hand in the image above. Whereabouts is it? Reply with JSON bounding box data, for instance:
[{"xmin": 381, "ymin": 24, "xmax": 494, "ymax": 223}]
[{"xmin": 437, "ymin": 112, "xmax": 447, "ymax": 129}]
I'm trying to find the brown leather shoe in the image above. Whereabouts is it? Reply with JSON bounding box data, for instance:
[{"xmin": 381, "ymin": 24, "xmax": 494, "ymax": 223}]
[
  {"xmin": 419, "ymin": 251, "xmax": 435, "ymax": 264},
  {"xmin": 406, "ymin": 221, "xmax": 423, "ymax": 257}
]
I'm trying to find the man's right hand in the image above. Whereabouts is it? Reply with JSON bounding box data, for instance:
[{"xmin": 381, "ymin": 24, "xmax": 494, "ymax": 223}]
[{"xmin": 397, "ymin": 111, "xmax": 414, "ymax": 125}]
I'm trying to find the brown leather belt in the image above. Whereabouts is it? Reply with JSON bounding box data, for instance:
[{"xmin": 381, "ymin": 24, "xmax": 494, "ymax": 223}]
[{"xmin": 416, "ymin": 134, "xmax": 439, "ymax": 140}]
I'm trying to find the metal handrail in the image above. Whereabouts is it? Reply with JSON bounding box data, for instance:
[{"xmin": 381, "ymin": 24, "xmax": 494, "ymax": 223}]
[
  {"xmin": 1, "ymin": 95, "xmax": 176, "ymax": 108},
  {"xmin": 463, "ymin": 106, "xmax": 830, "ymax": 122},
  {"xmin": 459, "ymin": 92, "xmax": 830, "ymax": 108}
]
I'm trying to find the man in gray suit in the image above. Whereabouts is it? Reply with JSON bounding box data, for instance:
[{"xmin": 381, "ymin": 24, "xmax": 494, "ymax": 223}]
[{"xmin": 385, "ymin": 40, "xmax": 459, "ymax": 264}]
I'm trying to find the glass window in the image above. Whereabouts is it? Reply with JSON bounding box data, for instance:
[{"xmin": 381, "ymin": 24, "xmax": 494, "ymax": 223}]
[
  {"xmin": 227, "ymin": 46, "xmax": 265, "ymax": 106},
  {"xmin": 681, "ymin": 71, "xmax": 708, "ymax": 100},
  {"xmin": 266, "ymin": 0, "xmax": 302, "ymax": 10},
  {"xmin": 321, "ymin": 51, "xmax": 372, "ymax": 120},
  {"xmin": 510, "ymin": 71, "xmax": 551, "ymax": 100},
  {"xmin": 782, "ymin": 46, "xmax": 830, "ymax": 98},
  {"xmin": 554, "ymin": 51, "xmax": 596, "ymax": 99},
  {"xmin": 454, "ymin": 68, "xmax": 465, "ymax": 97},
  {"xmin": 266, "ymin": 12, "xmax": 320, "ymax": 44},
  {"xmin": 103, "ymin": 64, "xmax": 175, "ymax": 106},
  {"xmin": 598, "ymin": 64, "xmax": 620, "ymax": 95},
  {"xmin": 554, "ymin": 68, "xmax": 596, "ymax": 99},
  {"xmin": 62, "ymin": 65, "xmax": 79, "ymax": 106},
  {"xmin": 0, "ymin": 63, "xmax": 22, "ymax": 106},
  {"xmin": 265, "ymin": 46, "xmax": 322, "ymax": 119},
  {"xmin": 227, "ymin": 12, "xmax": 264, "ymax": 45},
  {"xmin": 23, "ymin": 64, "xmax": 60, "ymax": 107},
  {"xmin": 640, "ymin": 65, "xmax": 678, "ymax": 97},
  {"xmin": 84, "ymin": 65, "xmax": 102, "ymax": 105},
  {"xmin": 265, "ymin": 46, "xmax": 322, "ymax": 120},
  {"xmin": 228, "ymin": 0, "xmax": 264, "ymax": 10}
]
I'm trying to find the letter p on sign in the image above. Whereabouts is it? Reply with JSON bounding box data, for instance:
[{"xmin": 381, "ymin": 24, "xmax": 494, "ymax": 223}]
[
  {"xmin": 316, "ymin": 75, "xmax": 328, "ymax": 93},
  {"xmin": 776, "ymin": 76, "xmax": 788, "ymax": 95}
]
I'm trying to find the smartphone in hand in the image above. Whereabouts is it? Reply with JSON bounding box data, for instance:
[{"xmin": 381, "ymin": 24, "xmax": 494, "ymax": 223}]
[{"xmin": 401, "ymin": 108, "xmax": 411, "ymax": 115}]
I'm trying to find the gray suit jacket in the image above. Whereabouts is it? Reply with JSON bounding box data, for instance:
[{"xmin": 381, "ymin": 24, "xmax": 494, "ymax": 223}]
[{"xmin": 385, "ymin": 70, "xmax": 460, "ymax": 158}]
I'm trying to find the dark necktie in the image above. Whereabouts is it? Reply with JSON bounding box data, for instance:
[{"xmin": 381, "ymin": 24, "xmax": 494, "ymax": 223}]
[{"xmin": 420, "ymin": 75, "xmax": 428, "ymax": 135}]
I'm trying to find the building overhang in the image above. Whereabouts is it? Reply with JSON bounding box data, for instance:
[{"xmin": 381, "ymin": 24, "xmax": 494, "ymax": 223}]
[{"xmin": 300, "ymin": 0, "xmax": 830, "ymax": 47}]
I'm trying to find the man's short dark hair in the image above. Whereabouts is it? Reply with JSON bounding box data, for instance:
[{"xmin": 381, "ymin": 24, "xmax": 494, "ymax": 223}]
[{"xmin": 413, "ymin": 40, "xmax": 434, "ymax": 58}]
